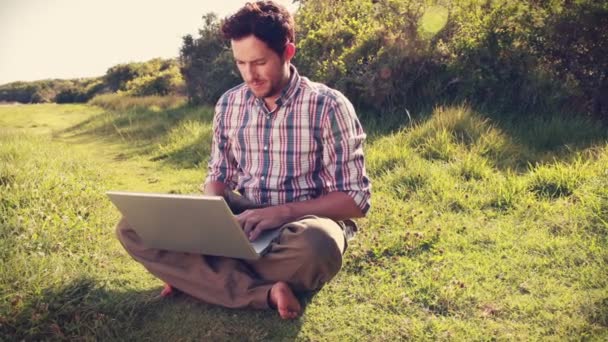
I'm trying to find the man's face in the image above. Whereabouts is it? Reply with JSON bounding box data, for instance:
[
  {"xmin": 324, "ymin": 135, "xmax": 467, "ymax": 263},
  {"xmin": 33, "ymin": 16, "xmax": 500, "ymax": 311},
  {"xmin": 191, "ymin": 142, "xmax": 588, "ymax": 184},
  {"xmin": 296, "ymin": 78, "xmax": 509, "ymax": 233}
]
[{"xmin": 231, "ymin": 35, "xmax": 289, "ymax": 100}]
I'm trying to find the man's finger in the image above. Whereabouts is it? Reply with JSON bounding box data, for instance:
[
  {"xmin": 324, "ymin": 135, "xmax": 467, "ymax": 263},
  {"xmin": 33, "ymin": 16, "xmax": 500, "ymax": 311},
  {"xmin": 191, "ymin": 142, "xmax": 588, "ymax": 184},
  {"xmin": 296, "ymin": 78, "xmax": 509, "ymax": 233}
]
[
  {"xmin": 236, "ymin": 210, "xmax": 251, "ymax": 227},
  {"xmin": 243, "ymin": 217, "xmax": 259, "ymax": 236},
  {"xmin": 249, "ymin": 226, "xmax": 261, "ymax": 241},
  {"xmin": 249, "ymin": 220, "xmax": 270, "ymax": 241}
]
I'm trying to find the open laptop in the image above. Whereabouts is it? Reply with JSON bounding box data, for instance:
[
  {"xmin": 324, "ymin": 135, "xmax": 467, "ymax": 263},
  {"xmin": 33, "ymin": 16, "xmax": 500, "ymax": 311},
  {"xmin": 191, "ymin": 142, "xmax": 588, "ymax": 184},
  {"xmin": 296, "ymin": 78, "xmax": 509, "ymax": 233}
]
[{"xmin": 106, "ymin": 191, "xmax": 281, "ymax": 260}]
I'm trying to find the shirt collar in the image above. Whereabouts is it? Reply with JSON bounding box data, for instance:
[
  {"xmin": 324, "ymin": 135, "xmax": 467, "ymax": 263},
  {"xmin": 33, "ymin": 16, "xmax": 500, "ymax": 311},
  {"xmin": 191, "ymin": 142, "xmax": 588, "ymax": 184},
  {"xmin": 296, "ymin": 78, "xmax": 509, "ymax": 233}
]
[{"xmin": 275, "ymin": 64, "xmax": 301, "ymax": 107}]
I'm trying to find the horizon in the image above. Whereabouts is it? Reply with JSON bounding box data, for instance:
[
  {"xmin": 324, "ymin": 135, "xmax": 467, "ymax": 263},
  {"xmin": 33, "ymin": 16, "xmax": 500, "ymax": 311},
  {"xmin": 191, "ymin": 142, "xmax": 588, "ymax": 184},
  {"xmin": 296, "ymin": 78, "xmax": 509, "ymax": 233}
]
[{"xmin": 0, "ymin": 0, "xmax": 299, "ymax": 86}]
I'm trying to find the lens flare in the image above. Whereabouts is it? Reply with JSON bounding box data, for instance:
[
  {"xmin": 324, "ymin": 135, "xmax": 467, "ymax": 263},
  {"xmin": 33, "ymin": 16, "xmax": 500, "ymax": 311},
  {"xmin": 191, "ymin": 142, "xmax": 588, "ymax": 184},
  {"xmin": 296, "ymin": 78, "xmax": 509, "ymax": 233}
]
[{"xmin": 419, "ymin": 5, "xmax": 449, "ymax": 37}]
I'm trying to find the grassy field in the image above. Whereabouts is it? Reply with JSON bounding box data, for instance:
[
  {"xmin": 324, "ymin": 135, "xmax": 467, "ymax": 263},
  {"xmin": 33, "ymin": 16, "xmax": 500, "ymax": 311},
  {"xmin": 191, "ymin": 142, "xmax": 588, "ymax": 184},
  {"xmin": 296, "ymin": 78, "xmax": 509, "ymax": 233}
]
[{"xmin": 1, "ymin": 97, "xmax": 607, "ymax": 340}]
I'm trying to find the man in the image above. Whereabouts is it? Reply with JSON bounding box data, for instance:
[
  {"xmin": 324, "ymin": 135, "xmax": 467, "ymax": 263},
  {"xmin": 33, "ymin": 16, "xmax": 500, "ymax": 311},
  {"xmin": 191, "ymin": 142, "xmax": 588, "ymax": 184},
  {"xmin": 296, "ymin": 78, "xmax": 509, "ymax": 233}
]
[{"xmin": 116, "ymin": 1, "xmax": 370, "ymax": 319}]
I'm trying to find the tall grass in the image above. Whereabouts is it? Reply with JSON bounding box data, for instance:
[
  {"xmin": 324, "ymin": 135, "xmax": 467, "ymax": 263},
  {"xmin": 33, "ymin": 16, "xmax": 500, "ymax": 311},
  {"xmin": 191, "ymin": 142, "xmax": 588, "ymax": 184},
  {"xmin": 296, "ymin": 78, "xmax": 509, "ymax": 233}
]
[
  {"xmin": 89, "ymin": 93, "xmax": 186, "ymax": 112},
  {"xmin": 75, "ymin": 96, "xmax": 214, "ymax": 168}
]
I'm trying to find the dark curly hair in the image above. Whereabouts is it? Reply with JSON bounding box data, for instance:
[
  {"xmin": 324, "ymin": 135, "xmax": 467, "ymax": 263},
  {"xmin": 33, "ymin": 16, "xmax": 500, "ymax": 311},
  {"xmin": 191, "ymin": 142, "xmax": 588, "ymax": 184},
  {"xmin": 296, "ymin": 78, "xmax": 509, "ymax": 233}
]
[{"xmin": 221, "ymin": 1, "xmax": 295, "ymax": 57}]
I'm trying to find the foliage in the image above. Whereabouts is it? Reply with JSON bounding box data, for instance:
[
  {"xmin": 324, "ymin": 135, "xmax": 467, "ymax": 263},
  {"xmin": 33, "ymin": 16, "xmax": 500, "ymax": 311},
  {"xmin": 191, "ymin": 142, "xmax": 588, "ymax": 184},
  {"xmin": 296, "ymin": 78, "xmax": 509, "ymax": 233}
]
[
  {"xmin": 295, "ymin": 0, "xmax": 443, "ymax": 111},
  {"xmin": 179, "ymin": 13, "xmax": 241, "ymax": 105},
  {"xmin": 534, "ymin": 1, "xmax": 608, "ymax": 119},
  {"xmin": 291, "ymin": 0, "xmax": 608, "ymax": 119},
  {"xmin": 104, "ymin": 58, "xmax": 185, "ymax": 97},
  {"xmin": 55, "ymin": 79, "xmax": 106, "ymax": 104},
  {"xmin": 0, "ymin": 79, "xmax": 100, "ymax": 104},
  {"xmin": 0, "ymin": 58, "xmax": 185, "ymax": 104}
]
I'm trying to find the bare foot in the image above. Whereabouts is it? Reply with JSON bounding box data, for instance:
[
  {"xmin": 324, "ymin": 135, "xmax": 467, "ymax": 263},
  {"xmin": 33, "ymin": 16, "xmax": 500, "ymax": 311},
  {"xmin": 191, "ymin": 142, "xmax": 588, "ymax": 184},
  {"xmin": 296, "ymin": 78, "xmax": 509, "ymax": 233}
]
[
  {"xmin": 269, "ymin": 282, "xmax": 301, "ymax": 319},
  {"xmin": 160, "ymin": 283, "xmax": 176, "ymax": 297}
]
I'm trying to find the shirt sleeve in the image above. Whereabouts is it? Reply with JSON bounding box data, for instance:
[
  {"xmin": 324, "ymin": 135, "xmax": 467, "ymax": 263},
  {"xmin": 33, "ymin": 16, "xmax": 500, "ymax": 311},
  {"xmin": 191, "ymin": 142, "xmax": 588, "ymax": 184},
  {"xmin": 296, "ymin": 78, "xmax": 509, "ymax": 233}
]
[
  {"xmin": 204, "ymin": 101, "xmax": 238, "ymax": 190},
  {"xmin": 320, "ymin": 94, "xmax": 372, "ymax": 215}
]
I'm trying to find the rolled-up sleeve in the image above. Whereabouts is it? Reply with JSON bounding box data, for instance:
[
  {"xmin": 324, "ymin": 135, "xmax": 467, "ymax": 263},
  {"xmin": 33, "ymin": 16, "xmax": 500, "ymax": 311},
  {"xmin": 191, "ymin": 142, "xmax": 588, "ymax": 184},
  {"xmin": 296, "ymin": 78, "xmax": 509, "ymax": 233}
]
[
  {"xmin": 204, "ymin": 101, "xmax": 238, "ymax": 189},
  {"xmin": 320, "ymin": 95, "xmax": 372, "ymax": 215}
]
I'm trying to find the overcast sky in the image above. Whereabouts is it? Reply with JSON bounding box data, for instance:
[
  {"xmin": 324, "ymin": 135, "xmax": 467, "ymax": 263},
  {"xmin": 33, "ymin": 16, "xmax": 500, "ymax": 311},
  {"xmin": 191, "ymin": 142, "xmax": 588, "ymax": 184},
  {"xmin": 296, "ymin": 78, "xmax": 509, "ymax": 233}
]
[{"xmin": 0, "ymin": 0, "xmax": 299, "ymax": 85}]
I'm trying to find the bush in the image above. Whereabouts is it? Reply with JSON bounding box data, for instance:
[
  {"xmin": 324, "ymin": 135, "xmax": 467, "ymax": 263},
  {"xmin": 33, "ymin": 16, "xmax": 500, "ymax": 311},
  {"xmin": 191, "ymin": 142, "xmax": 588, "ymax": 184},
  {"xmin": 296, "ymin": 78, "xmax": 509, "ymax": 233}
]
[
  {"xmin": 1, "ymin": 57, "xmax": 184, "ymax": 104},
  {"xmin": 291, "ymin": 0, "xmax": 608, "ymax": 119},
  {"xmin": 55, "ymin": 79, "xmax": 106, "ymax": 103},
  {"xmin": 122, "ymin": 64, "xmax": 184, "ymax": 97},
  {"xmin": 104, "ymin": 58, "xmax": 185, "ymax": 97},
  {"xmin": 534, "ymin": 2, "xmax": 608, "ymax": 120},
  {"xmin": 0, "ymin": 78, "xmax": 106, "ymax": 104},
  {"xmin": 104, "ymin": 64, "xmax": 141, "ymax": 92},
  {"xmin": 1, "ymin": 80, "xmax": 69, "ymax": 103},
  {"xmin": 0, "ymin": 82, "xmax": 39, "ymax": 103},
  {"xmin": 179, "ymin": 13, "xmax": 241, "ymax": 105}
]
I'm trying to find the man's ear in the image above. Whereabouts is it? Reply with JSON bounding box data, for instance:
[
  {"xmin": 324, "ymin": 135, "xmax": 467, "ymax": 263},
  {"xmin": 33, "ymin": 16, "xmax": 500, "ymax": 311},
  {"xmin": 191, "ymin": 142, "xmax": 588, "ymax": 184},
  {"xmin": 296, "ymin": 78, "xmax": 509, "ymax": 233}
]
[{"xmin": 283, "ymin": 42, "xmax": 296, "ymax": 62}]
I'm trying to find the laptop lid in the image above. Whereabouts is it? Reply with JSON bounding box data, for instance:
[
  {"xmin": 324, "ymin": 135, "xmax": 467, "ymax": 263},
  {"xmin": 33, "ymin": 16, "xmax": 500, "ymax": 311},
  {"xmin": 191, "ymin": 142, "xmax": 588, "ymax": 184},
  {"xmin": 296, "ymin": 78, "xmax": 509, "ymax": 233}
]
[{"xmin": 106, "ymin": 191, "xmax": 280, "ymax": 260}]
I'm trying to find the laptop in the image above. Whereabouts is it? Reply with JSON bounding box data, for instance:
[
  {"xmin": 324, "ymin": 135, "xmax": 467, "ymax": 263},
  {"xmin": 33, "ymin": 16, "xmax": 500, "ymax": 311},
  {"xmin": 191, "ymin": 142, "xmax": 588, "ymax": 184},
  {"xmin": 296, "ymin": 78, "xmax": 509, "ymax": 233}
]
[{"xmin": 106, "ymin": 191, "xmax": 281, "ymax": 260}]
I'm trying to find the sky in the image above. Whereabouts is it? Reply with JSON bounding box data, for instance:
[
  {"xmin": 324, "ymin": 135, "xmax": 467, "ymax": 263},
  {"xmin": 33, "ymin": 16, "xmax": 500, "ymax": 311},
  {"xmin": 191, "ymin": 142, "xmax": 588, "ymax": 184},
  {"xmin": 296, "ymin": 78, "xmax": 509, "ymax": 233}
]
[{"xmin": 0, "ymin": 0, "xmax": 299, "ymax": 85}]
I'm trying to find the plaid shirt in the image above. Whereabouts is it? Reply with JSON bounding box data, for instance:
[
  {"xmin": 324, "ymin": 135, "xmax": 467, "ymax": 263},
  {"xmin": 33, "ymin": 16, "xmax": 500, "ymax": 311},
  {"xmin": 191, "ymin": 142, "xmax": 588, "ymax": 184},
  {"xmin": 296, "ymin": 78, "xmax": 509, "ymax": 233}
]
[{"xmin": 205, "ymin": 65, "xmax": 371, "ymax": 214}]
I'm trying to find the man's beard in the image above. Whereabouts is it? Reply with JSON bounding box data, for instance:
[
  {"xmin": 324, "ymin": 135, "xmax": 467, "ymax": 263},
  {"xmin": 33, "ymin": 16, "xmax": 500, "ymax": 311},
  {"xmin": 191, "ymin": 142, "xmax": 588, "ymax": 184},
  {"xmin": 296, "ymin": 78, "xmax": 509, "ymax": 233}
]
[{"xmin": 252, "ymin": 81, "xmax": 280, "ymax": 100}]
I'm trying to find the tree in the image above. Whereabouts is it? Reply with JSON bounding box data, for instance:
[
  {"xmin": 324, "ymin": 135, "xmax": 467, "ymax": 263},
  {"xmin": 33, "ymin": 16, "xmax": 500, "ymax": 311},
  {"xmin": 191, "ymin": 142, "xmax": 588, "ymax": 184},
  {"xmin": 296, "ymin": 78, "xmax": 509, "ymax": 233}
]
[{"xmin": 180, "ymin": 13, "xmax": 241, "ymax": 105}]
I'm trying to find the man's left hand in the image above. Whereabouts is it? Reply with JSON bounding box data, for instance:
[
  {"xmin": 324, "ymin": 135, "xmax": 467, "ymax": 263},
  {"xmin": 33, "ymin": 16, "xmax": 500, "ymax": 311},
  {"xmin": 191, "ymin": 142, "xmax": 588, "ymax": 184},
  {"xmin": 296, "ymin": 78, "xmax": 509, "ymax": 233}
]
[{"xmin": 236, "ymin": 206, "xmax": 293, "ymax": 241}]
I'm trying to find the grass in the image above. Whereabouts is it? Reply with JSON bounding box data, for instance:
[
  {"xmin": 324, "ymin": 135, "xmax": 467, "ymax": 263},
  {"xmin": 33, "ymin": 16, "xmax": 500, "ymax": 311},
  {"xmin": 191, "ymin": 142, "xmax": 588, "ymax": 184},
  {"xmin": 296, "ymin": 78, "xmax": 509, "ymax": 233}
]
[
  {"xmin": 1, "ymin": 100, "xmax": 607, "ymax": 340},
  {"xmin": 89, "ymin": 93, "xmax": 187, "ymax": 112}
]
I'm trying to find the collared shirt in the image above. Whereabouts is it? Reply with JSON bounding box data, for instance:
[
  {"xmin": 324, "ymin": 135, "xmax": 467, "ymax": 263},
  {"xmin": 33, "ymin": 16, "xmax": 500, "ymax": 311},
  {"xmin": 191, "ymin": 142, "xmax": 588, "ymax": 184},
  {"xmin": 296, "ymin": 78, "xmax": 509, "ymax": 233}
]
[{"xmin": 205, "ymin": 65, "xmax": 371, "ymax": 214}]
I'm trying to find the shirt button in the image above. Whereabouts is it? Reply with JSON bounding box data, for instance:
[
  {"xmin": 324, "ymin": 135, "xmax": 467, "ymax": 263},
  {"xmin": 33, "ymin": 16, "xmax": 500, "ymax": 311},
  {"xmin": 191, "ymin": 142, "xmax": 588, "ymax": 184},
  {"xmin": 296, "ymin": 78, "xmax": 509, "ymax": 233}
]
[
  {"xmin": 264, "ymin": 145, "xmax": 268, "ymax": 151},
  {"xmin": 260, "ymin": 176, "xmax": 265, "ymax": 181}
]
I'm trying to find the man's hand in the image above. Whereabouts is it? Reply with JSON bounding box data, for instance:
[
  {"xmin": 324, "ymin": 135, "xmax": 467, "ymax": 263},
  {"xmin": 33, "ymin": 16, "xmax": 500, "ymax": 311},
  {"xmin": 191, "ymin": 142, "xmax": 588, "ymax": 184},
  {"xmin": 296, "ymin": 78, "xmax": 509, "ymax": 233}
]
[
  {"xmin": 236, "ymin": 191, "xmax": 364, "ymax": 241},
  {"xmin": 237, "ymin": 205, "xmax": 293, "ymax": 241}
]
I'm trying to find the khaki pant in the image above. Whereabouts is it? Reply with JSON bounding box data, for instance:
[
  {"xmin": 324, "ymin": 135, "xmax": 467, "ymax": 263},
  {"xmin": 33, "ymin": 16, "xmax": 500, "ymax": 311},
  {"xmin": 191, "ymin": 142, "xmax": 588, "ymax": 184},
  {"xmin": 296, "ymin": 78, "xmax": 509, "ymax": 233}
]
[{"xmin": 115, "ymin": 215, "xmax": 346, "ymax": 309}]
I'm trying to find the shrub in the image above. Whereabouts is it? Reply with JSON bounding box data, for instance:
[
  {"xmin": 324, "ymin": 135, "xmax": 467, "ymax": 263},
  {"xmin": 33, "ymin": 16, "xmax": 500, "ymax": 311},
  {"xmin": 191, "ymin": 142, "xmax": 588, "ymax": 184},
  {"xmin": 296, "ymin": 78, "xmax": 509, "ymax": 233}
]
[
  {"xmin": 296, "ymin": 0, "xmax": 449, "ymax": 111},
  {"xmin": 534, "ymin": 2, "xmax": 608, "ymax": 120},
  {"xmin": 179, "ymin": 13, "xmax": 241, "ymax": 105},
  {"xmin": 104, "ymin": 58, "xmax": 184, "ymax": 97},
  {"xmin": 291, "ymin": 0, "xmax": 608, "ymax": 118},
  {"xmin": 1, "ymin": 80, "xmax": 71, "ymax": 103},
  {"xmin": 55, "ymin": 79, "xmax": 106, "ymax": 103}
]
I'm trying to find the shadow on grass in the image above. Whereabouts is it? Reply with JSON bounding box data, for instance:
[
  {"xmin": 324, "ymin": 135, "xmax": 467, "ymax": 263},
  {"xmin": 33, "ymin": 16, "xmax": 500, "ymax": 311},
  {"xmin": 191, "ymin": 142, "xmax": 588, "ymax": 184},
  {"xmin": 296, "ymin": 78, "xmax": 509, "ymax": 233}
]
[
  {"xmin": 56, "ymin": 100, "xmax": 608, "ymax": 173},
  {"xmin": 150, "ymin": 127, "xmax": 213, "ymax": 169},
  {"xmin": 1, "ymin": 277, "xmax": 305, "ymax": 341},
  {"xmin": 481, "ymin": 107, "xmax": 608, "ymax": 157},
  {"xmin": 67, "ymin": 104, "xmax": 212, "ymax": 138},
  {"xmin": 57, "ymin": 104, "xmax": 215, "ymax": 168},
  {"xmin": 364, "ymin": 102, "xmax": 608, "ymax": 171}
]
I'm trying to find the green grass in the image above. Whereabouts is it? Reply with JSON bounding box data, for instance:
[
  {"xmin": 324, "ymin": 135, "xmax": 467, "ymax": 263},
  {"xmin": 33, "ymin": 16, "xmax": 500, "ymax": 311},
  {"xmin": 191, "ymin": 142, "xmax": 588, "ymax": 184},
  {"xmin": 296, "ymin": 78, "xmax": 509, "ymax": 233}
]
[
  {"xmin": 1, "ymin": 101, "xmax": 607, "ymax": 340},
  {"xmin": 89, "ymin": 93, "xmax": 187, "ymax": 112}
]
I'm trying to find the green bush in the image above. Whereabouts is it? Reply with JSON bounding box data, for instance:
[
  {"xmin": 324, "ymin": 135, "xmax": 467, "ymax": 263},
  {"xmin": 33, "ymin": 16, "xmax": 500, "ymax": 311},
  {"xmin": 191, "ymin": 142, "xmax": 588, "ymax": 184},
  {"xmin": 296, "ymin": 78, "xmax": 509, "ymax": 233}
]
[
  {"xmin": 0, "ymin": 78, "xmax": 106, "ymax": 104},
  {"xmin": 291, "ymin": 0, "xmax": 608, "ymax": 118},
  {"xmin": 55, "ymin": 79, "xmax": 106, "ymax": 103},
  {"xmin": 104, "ymin": 64, "xmax": 141, "ymax": 92},
  {"xmin": 534, "ymin": 2, "xmax": 608, "ymax": 120},
  {"xmin": 104, "ymin": 58, "xmax": 184, "ymax": 97},
  {"xmin": 1, "ymin": 80, "xmax": 70, "ymax": 103},
  {"xmin": 179, "ymin": 13, "xmax": 242, "ymax": 105},
  {"xmin": 0, "ymin": 82, "xmax": 40, "ymax": 103}
]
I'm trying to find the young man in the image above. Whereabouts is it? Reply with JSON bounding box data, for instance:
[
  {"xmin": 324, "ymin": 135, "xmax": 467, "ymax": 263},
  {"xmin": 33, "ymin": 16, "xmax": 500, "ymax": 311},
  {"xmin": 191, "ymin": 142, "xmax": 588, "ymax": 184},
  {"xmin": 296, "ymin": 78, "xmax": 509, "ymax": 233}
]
[{"xmin": 116, "ymin": 1, "xmax": 370, "ymax": 319}]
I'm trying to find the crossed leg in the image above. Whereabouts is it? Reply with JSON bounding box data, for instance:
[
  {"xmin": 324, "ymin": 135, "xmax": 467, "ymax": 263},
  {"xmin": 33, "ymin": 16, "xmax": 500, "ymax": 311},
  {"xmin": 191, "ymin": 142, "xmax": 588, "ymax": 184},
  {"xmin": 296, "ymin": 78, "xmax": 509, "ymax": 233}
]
[{"xmin": 115, "ymin": 215, "xmax": 345, "ymax": 319}]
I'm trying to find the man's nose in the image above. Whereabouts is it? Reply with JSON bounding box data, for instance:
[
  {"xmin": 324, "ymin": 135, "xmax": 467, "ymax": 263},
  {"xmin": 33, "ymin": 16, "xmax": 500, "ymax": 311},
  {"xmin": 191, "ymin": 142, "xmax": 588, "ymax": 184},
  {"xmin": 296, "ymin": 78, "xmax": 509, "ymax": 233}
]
[{"xmin": 244, "ymin": 64, "xmax": 258, "ymax": 80}]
